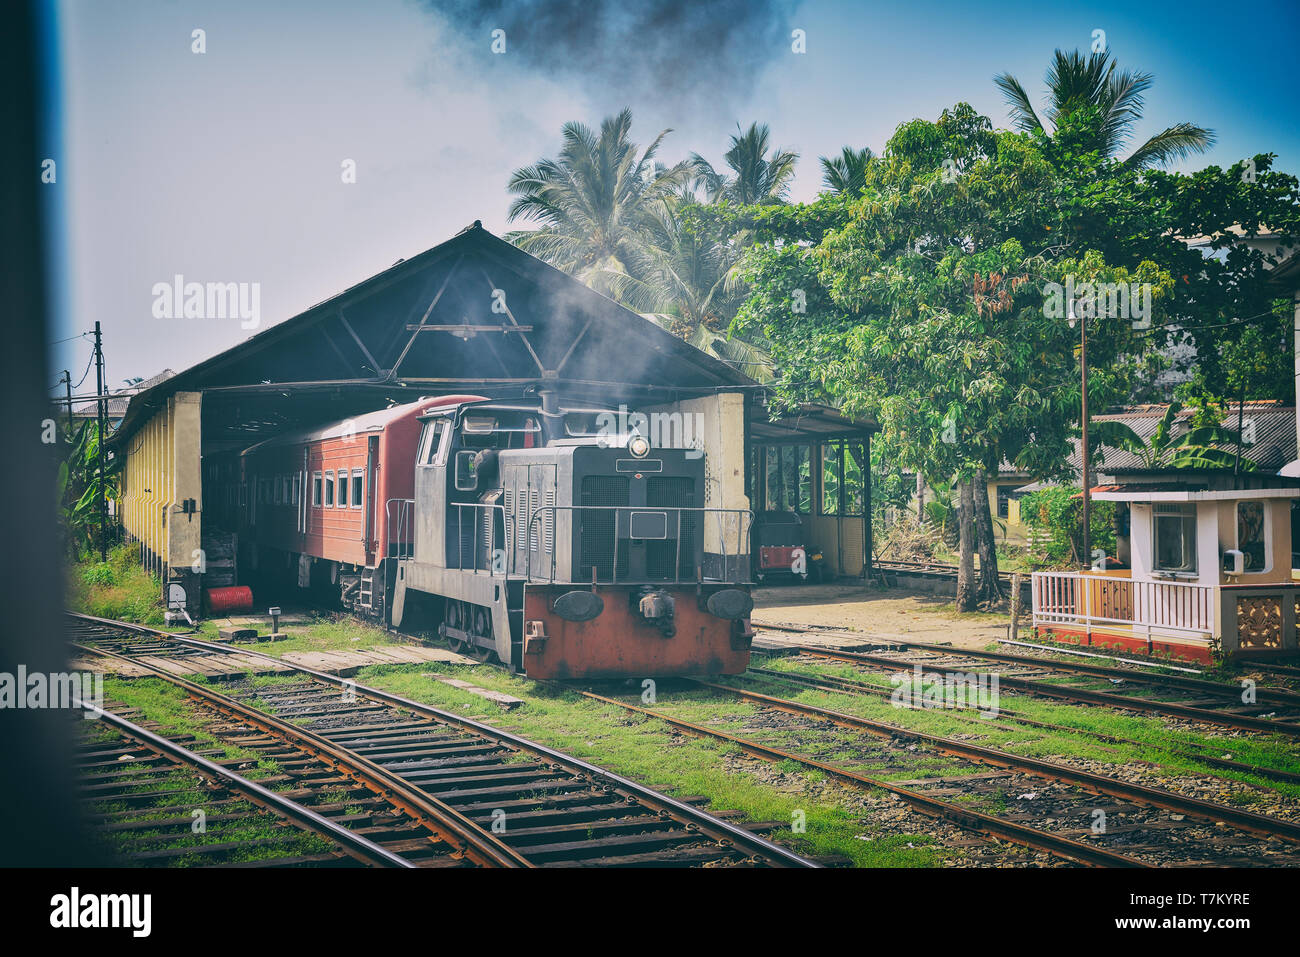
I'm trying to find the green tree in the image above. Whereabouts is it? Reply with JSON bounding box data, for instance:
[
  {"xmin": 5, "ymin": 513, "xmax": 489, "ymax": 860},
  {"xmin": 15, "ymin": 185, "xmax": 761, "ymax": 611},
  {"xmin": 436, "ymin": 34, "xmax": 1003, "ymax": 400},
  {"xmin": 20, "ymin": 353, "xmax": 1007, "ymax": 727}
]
[
  {"xmin": 691, "ymin": 122, "xmax": 799, "ymax": 206},
  {"xmin": 58, "ymin": 420, "xmax": 119, "ymax": 560},
  {"xmin": 622, "ymin": 196, "xmax": 775, "ymax": 380},
  {"xmin": 994, "ymin": 49, "xmax": 1215, "ymax": 168},
  {"xmin": 734, "ymin": 104, "xmax": 1170, "ymax": 608},
  {"xmin": 820, "ymin": 146, "xmax": 875, "ymax": 195},
  {"xmin": 505, "ymin": 109, "xmax": 691, "ymax": 296}
]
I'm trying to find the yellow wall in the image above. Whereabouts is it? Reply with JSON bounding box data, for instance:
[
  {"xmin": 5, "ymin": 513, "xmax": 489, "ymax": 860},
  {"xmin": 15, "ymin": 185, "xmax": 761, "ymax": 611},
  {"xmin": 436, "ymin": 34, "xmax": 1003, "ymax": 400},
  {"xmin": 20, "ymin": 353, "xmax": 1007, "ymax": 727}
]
[
  {"xmin": 120, "ymin": 392, "xmax": 202, "ymax": 584},
  {"xmin": 647, "ymin": 393, "xmax": 750, "ymax": 556}
]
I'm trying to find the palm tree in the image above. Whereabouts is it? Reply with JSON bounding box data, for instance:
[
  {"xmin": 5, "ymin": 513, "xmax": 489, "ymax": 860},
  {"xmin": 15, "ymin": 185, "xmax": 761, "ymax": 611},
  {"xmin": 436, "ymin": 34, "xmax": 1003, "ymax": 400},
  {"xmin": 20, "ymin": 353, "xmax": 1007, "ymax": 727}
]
[
  {"xmin": 994, "ymin": 49, "xmax": 1214, "ymax": 168},
  {"xmin": 819, "ymin": 145, "xmax": 875, "ymax": 195},
  {"xmin": 616, "ymin": 195, "xmax": 775, "ymax": 381},
  {"xmin": 691, "ymin": 122, "xmax": 799, "ymax": 205},
  {"xmin": 505, "ymin": 109, "xmax": 691, "ymax": 295}
]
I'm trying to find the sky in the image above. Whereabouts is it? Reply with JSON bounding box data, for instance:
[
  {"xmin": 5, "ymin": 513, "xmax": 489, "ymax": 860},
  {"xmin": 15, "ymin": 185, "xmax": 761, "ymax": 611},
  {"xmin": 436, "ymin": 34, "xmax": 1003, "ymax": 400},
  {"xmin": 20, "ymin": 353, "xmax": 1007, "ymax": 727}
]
[{"xmin": 43, "ymin": 0, "xmax": 1300, "ymax": 394}]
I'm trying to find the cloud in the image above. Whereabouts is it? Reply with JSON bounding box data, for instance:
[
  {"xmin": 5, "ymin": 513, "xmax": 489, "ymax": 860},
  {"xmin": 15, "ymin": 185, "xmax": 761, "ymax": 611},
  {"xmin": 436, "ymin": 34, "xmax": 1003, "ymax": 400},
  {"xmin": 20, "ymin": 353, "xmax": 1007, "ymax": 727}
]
[{"xmin": 422, "ymin": 0, "xmax": 796, "ymax": 117}]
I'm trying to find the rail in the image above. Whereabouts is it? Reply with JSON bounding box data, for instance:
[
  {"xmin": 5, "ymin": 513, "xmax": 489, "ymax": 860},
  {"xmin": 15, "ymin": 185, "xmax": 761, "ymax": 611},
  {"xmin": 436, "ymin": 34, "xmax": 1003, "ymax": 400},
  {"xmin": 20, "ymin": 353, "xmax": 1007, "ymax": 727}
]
[
  {"xmin": 525, "ymin": 505, "xmax": 751, "ymax": 585},
  {"xmin": 1031, "ymin": 569, "xmax": 1215, "ymax": 638}
]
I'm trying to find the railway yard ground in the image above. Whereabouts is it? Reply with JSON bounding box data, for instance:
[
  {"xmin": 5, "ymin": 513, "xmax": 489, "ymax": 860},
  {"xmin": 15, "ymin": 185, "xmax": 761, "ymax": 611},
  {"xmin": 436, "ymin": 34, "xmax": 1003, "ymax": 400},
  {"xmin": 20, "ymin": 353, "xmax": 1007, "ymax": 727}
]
[{"xmin": 66, "ymin": 578, "xmax": 1300, "ymax": 869}]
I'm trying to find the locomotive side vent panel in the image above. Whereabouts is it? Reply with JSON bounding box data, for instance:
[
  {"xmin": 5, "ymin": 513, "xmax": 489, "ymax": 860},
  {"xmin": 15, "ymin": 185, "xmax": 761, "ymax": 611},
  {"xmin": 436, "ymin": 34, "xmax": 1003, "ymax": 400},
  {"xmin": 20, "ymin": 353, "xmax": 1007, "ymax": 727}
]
[
  {"xmin": 647, "ymin": 476, "xmax": 695, "ymax": 580},
  {"xmin": 580, "ymin": 475, "xmax": 629, "ymax": 581}
]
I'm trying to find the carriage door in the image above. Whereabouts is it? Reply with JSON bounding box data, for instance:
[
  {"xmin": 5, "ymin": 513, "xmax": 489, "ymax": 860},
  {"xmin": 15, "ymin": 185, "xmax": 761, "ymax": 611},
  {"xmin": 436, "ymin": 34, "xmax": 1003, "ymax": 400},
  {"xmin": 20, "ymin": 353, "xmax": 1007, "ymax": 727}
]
[{"xmin": 364, "ymin": 435, "xmax": 378, "ymax": 560}]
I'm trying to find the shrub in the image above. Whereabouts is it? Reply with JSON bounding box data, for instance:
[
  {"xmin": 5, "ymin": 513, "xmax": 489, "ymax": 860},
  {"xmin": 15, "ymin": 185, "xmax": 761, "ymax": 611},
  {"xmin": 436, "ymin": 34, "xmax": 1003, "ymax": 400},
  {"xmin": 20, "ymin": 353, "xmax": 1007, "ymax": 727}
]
[
  {"xmin": 66, "ymin": 543, "xmax": 165, "ymax": 624},
  {"xmin": 1020, "ymin": 485, "xmax": 1116, "ymax": 568}
]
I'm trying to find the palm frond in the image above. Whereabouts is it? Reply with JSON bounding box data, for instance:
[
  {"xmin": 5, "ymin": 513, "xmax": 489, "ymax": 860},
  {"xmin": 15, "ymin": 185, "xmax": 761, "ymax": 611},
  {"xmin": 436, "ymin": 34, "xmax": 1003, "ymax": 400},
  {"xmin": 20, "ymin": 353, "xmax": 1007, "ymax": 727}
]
[
  {"xmin": 992, "ymin": 72, "xmax": 1045, "ymax": 134},
  {"xmin": 1123, "ymin": 122, "xmax": 1216, "ymax": 169}
]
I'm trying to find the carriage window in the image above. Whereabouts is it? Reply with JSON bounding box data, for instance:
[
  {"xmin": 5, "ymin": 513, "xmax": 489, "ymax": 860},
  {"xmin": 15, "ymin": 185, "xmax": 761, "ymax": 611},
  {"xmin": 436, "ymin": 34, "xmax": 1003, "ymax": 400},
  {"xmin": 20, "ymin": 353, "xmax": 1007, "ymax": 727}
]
[
  {"xmin": 324, "ymin": 471, "xmax": 335, "ymax": 507},
  {"xmin": 312, "ymin": 471, "xmax": 322, "ymax": 507},
  {"xmin": 1238, "ymin": 501, "xmax": 1267, "ymax": 572},
  {"xmin": 1154, "ymin": 504, "xmax": 1197, "ymax": 573},
  {"xmin": 337, "ymin": 471, "xmax": 349, "ymax": 508},
  {"xmin": 292, "ymin": 474, "xmax": 299, "ymax": 506},
  {"xmin": 351, "ymin": 469, "xmax": 364, "ymax": 507}
]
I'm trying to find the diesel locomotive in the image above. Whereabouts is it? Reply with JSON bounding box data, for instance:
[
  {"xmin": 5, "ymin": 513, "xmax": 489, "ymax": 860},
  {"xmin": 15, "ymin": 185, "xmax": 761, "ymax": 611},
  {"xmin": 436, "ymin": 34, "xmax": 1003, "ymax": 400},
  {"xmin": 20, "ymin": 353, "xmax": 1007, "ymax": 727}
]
[{"xmin": 239, "ymin": 393, "xmax": 755, "ymax": 678}]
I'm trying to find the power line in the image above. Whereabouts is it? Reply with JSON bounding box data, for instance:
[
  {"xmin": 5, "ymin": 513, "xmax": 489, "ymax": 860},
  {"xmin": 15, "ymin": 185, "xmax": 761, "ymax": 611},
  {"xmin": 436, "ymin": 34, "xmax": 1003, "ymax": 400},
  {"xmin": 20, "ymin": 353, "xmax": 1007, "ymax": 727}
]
[
  {"xmin": 51, "ymin": 330, "xmax": 93, "ymax": 345},
  {"xmin": 70, "ymin": 349, "xmax": 95, "ymax": 390}
]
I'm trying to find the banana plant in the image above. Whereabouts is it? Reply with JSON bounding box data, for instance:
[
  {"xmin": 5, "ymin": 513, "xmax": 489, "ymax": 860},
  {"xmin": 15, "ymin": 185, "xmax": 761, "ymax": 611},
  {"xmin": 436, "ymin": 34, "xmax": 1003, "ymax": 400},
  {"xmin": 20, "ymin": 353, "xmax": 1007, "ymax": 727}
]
[
  {"xmin": 58, "ymin": 420, "xmax": 120, "ymax": 559},
  {"xmin": 1088, "ymin": 401, "xmax": 1256, "ymax": 471}
]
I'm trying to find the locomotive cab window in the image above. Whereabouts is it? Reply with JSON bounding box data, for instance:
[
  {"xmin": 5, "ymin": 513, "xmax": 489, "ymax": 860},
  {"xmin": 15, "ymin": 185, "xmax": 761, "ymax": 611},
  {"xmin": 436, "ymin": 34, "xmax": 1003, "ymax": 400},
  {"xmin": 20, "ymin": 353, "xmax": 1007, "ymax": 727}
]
[
  {"xmin": 458, "ymin": 412, "xmax": 541, "ymax": 451},
  {"xmin": 419, "ymin": 418, "xmax": 450, "ymax": 466}
]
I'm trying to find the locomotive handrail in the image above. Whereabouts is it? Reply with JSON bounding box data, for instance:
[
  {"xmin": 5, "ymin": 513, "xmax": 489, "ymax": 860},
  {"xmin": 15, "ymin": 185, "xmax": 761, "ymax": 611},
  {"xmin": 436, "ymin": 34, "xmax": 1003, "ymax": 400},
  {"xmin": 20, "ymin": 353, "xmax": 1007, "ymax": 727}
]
[
  {"xmin": 523, "ymin": 505, "xmax": 752, "ymax": 585},
  {"xmin": 385, "ymin": 497, "xmax": 415, "ymax": 560},
  {"xmin": 450, "ymin": 500, "xmax": 510, "ymax": 577}
]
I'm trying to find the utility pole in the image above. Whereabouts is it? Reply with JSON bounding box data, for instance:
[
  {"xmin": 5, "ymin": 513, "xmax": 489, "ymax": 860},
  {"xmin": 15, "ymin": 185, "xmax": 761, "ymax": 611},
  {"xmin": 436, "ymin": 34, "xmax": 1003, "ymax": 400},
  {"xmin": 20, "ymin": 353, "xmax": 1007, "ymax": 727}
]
[
  {"xmin": 1078, "ymin": 309, "xmax": 1092, "ymax": 571},
  {"xmin": 94, "ymin": 321, "xmax": 107, "ymax": 561},
  {"xmin": 62, "ymin": 369, "xmax": 72, "ymax": 437}
]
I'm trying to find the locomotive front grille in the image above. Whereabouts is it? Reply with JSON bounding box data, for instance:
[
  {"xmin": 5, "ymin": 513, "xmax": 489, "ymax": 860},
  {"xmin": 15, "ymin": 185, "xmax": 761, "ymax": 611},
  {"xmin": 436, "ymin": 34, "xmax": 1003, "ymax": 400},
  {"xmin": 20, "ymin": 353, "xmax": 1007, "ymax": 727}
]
[
  {"xmin": 580, "ymin": 475, "xmax": 628, "ymax": 580},
  {"xmin": 646, "ymin": 476, "xmax": 696, "ymax": 580}
]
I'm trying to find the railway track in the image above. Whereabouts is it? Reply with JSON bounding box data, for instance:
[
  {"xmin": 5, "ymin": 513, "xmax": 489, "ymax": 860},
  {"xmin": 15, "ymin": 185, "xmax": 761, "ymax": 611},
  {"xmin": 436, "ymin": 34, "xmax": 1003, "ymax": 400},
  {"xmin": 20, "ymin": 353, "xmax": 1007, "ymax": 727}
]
[
  {"xmin": 76, "ymin": 698, "xmax": 438, "ymax": 867},
  {"xmin": 743, "ymin": 663, "xmax": 1300, "ymax": 786},
  {"xmin": 753, "ymin": 621, "xmax": 1300, "ymax": 736},
  {"xmin": 583, "ymin": 676, "xmax": 1300, "ymax": 867},
  {"xmin": 68, "ymin": 613, "xmax": 814, "ymax": 869}
]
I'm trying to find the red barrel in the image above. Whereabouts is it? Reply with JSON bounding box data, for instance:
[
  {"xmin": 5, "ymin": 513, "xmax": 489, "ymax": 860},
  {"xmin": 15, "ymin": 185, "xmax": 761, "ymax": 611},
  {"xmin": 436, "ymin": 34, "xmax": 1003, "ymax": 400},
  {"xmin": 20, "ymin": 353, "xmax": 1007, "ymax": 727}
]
[{"xmin": 205, "ymin": 585, "xmax": 253, "ymax": 615}]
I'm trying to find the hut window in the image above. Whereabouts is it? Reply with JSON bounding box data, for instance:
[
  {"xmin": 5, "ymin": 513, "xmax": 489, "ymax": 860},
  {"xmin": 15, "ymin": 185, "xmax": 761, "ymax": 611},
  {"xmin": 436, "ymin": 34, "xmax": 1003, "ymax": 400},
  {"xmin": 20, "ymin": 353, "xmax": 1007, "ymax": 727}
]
[
  {"xmin": 1237, "ymin": 501, "xmax": 1267, "ymax": 572},
  {"xmin": 820, "ymin": 440, "xmax": 865, "ymax": 516},
  {"xmin": 844, "ymin": 442, "xmax": 865, "ymax": 517},
  {"xmin": 1153, "ymin": 503, "xmax": 1197, "ymax": 573},
  {"xmin": 822, "ymin": 442, "xmax": 841, "ymax": 514}
]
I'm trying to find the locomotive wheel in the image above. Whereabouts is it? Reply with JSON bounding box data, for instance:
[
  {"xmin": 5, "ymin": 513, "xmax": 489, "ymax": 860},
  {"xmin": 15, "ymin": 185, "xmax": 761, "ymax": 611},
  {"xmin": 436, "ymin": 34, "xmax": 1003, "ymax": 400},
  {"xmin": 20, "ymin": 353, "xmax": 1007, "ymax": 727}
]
[
  {"xmin": 469, "ymin": 606, "xmax": 495, "ymax": 663},
  {"xmin": 444, "ymin": 601, "xmax": 469, "ymax": 653}
]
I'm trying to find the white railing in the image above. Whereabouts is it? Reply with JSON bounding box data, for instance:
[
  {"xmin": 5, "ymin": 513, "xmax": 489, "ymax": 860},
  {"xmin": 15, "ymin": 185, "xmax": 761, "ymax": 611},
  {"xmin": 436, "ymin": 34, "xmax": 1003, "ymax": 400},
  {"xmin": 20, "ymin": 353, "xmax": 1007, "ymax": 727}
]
[{"xmin": 1032, "ymin": 570, "xmax": 1215, "ymax": 638}]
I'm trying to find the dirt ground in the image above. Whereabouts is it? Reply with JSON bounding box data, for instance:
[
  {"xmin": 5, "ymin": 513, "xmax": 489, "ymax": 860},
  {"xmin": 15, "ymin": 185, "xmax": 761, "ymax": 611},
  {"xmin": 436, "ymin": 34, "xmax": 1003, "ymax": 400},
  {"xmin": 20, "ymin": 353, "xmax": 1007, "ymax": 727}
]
[{"xmin": 752, "ymin": 582, "xmax": 1013, "ymax": 651}]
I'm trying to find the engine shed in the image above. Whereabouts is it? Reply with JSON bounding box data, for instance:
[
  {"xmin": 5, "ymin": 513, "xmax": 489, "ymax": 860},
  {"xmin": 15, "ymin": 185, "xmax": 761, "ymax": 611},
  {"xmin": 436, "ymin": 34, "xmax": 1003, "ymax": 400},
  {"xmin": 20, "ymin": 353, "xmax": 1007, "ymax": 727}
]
[{"xmin": 109, "ymin": 222, "xmax": 876, "ymax": 616}]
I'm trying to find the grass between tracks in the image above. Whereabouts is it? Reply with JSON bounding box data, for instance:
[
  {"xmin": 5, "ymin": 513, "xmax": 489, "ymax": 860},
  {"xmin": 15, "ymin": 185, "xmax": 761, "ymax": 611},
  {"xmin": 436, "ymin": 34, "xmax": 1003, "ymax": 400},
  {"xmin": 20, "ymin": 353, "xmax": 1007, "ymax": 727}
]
[{"xmin": 88, "ymin": 677, "xmax": 336, "ymax": 865}]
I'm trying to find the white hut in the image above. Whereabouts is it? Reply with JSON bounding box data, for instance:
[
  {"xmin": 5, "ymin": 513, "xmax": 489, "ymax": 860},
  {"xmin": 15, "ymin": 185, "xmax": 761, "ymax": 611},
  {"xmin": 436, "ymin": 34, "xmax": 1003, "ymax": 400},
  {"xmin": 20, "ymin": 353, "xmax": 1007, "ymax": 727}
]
[{"xmin": 1032, "ymin": 477, "xmax": 1300, "ymax": 663}]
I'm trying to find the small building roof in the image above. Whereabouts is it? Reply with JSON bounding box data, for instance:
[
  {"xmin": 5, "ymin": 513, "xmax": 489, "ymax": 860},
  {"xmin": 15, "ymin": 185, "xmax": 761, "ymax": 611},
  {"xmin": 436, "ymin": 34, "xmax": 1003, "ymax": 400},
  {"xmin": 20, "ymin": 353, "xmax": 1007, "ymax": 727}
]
[
  {"xmin": 1074, "ymin": 401, "xmax": 1295, "ymax": 474},
  {"xmin": 1091, "ymin": 482, "xmax": 1300, "ymax": 503},
  {"xmin": 749, "ymin": 402, "xmax": 878, "ymax": 443}
]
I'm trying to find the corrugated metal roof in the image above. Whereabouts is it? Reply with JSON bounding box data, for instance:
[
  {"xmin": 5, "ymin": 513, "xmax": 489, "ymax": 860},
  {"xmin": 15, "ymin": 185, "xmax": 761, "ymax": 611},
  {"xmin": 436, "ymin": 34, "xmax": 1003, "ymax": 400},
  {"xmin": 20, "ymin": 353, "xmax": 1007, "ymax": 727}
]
[{"xmin": 1079, "ymin": 402, "xmax": 1295, "ymax": 473}]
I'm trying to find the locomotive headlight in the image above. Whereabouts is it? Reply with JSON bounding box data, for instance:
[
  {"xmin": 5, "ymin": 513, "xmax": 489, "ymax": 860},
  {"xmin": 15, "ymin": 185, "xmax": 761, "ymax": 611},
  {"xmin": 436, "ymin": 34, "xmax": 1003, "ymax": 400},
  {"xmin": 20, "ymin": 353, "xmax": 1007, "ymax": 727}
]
[{"xmin": 627, "ymin": 433, "xmax": 650, "ymax": 458}]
